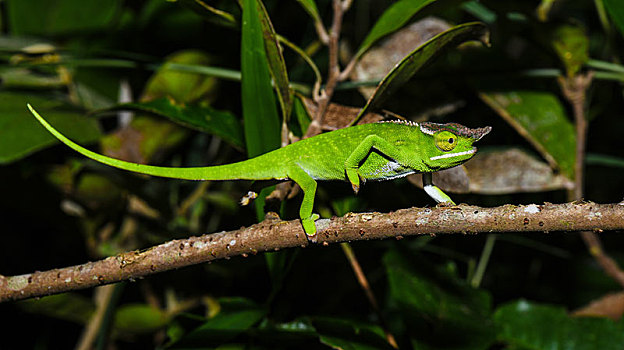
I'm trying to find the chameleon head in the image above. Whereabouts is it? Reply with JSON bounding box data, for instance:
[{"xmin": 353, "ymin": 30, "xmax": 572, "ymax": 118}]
[{"xmin": 420, "ymin": 122, "xmax": 491, "ymax": 170}]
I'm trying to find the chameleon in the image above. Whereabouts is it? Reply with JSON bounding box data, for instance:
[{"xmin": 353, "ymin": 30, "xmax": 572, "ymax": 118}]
[{"xmin": 28, "ymin": 104, "xmax": 491, "ymax": 237}]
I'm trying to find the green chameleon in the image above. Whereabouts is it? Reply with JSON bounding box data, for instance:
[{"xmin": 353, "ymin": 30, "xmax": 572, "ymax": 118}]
[{"xmin": 28, "ymin": 104, "xmax": 490, "ymax": 237}]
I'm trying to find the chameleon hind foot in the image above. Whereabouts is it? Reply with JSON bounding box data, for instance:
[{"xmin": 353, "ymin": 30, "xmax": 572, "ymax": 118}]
[{"xmin": 302, "ymin": 213, "xmax": 320, "ymax": 237}]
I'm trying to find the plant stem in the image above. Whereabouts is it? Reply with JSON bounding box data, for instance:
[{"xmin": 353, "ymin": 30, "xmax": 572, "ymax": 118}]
[
  {"xmin": 471, "ymin": 235, "xmax": 497, "ymax": 288},
  {"xmin": 559, "ymin": 72, "xmax": 624, "ymax": 288},
  {"xmin": 340, "ymin": 243, "xmax": 398, "ymax": 348}
]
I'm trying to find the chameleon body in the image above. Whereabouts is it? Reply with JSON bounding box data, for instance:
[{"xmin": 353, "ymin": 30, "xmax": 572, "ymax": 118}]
[{"xmin": 28, "ymin": 104, "xmax": 491, "ymax": 236}]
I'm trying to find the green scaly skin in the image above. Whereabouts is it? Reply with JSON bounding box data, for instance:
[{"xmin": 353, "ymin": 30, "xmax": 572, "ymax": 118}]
[{"xmin": 28, "ymin": 104, "xmax": 491, "ymax": 236}]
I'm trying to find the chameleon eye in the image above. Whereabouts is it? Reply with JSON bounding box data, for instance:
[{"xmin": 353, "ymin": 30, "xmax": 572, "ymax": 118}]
[{"xmin": 434, "ymin": 131, "xmax": 457, "ymax": 152}]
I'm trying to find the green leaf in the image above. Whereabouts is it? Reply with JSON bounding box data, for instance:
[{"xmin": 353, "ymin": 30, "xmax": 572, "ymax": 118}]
[
  {"xmin": 551, "ymin": 24, "xmax": 589, "ymax": 77},
  {"xmin": 604, "ymin": 0, "xmax": 624, "ymax": 37},
  {"xmin": 171, "ymin": 298, "xmax": 266, "ymax": 348},
  {"xmin": 0, "ymin": 68, "xmax": 65, "ymax": 89},
  {"xmin": 313, "ymin": 317, "xmax": 394, "ymax": 350},
  {"xmin": 18, "ymin": 293, "xmax": 95, "ymax": 325},
  {"xmin": 241, "ymin": 0, "xmax": 281, "ymax": 158},
  {"xmin": 355, "ymin": 22, "xmax": 489, "ymax": 123},
  {"xmin": 255, "ymin": 0, "xmax": 292, "ymax": 121},
  {"xmin": 480, "ymin": 90, "xmax": 576, "ymax": 179},
  {"xmin": 462, "ymin": 1, "xmax": 497, "ymax": 24},
  {"xmin": 295, "ymin": 0, "xmax": 322, "ymax": 23},
  {"xmin": 105, "ymin": 98, "xmax": 244, "ymax": 149},
  {"xmin": 6, "ymin": 0, "xmax": 121, "ymax": 36},
  {"xmin": 384, "ymin": 250, "xmax": 495, "ymax": 350},
  {"xmin": 143, "ymin": 50, "xmax": 218, "ymax": 104},
  {"xmin": 241, "ymin": 0, "xmax": 281, "ymax": 235},
  {"xmin": 114, "ymin": 303, "xmax": 169, "ymax": 334},
  {"xmin": 290, "ymin": 94, "xmax": 312, "ymax": 136},
  {"xmin": 355, "ymin": 0, "xmax": 438, "ymax": 60},
  {"xmin": 495, "ymin": 300, "xmax": 624, "ymax": 350},
  {"xmin": 586, "ymin": 153, "xmax": 624, "ymax": 168},
  {"xmin": 0, "ymin": 93, "xmax": 101, "ymax": 164}
]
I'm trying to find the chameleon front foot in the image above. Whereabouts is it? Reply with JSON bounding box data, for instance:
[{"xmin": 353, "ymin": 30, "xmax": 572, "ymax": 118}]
[
  {"xmin": 346, "ymin": 168, "xmax": 361, "ymax": 194},
  {"xmin": 301, "ymin": 213, "xmax": 320, "ymax": 237}
]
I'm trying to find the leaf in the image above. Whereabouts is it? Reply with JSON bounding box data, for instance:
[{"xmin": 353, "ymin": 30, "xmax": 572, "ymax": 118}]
[
  {"xmin": 0, "ymin": 92, "xmax": 101, "ymax": 164},
  {"xmin": 143, "ymin": 50, "xmax": 218, "ymax": 104},
  {"xmin": 0, "ymin": 68, "xmax": 65, "ymax": 89},
  {"xmin": 464, "ymin": 148, "xmax": 574, "ymax": 194},
  {"xmin": 572, "ymin": 291, "xmax": 624, "ymax": 320},
  {"xmin": 412, "ymin": 148, "xmax": 574, "ymax": 194},
  {"xmin": 6, "ymin": 0, "xmax": 121, "ymax": 36},
  {"xmin": 300, "ymin": 96, "xmax": 384, "ymax": 129},
  {"xmin": 355, "ymin": 0, "xmax": 439, "ymax": 60},
  {"xmin": 295, "ymin": 0, "xmax": 321, "ymax": 23},
  {"xmin": 354, "ymin": 22, "xmax": 489, "ymax": 123},
  {"xmin": 313, "ymin": 317, "xmax": 394, "ymax": 350},
  {"xmin": 255, "ymin": 0, "xmax": 292, "ymax": 121},
  {"xmin": 100, "ymin": 114, "xmax": 188, "ymax": 164},
  {"xmin": 241, "ymin": 0, "xmax": 281, "ymax": 229},
  {"xmin": 604, "ymin": 0, "xmax": 624, "ymax": 38},
  {"xmin": 551, "ymin": 24, "xmax": 589, "ymax": 77},
  {"xmin": 114, "ymin": 303, "xmax": 169, "ymax": 334},
  {"xmin": 479, "ymin": 91, "xmax": 576, "ymax": 179},
  {"xmin": 495, "ymin": 300, "xmax": 624, "ymax": 350},
  {"xmin": 241, "ymin": 0, "xmax": 281, "ymax": 158},
  {"xmin": 384, "ymin": 250, "xmax": 495, "ymax": 350},
  {"xmin": 170, "ymin": 298, "xmax": 266, "ymax": 348},
  {"xmin": 105, "ymin": 98, "xmax": 244, "ymax": 149},
  {"xmin": 586, "ymin": 153, "xmax": 624, "ymax": 168},
  {"xmin": 18, "ymin": 293, "xmax": 95, "ymax": 325},
  {"xmin": 462, "ymin": 1, "xmax": 497, "ymax": 24},
  {"xmin": 351, "ymin": 17, "xmax": 451, "ymax": 99}
]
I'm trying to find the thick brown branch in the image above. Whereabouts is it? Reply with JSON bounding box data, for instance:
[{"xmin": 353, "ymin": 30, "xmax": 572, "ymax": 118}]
[{"xmin": 1, "ymin": 201, "xmax": 624, "ymax": 302}]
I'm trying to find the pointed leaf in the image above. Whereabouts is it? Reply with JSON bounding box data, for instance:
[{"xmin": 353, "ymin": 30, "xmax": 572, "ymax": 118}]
[
  {"xmin": 255, "ymin": 0, "xmax": 292, "ymax": 120},
  {"xmin": 480, "ymin": 91, "xmax": 576, "ymax": 179},
  {"xmin": 104, "ymin": 98, "xmax": 244, "ymax": 149},
  {"xmin": 241, "ymin": 0, "xmax": 281, "ymax": 158},
  {"xmin": 354, "ymin": 22, "xmax": 489, "ymax": 124},
  {"xmin": 355, "ymin": 0, "xmax": 439, "ymax": 60},
  {"xmin": 351, "ymin": 17, "xmax": 451, "ymax": 99},
  {"xmin": 171, "ymin": 298, "xmax": 266, "ymax": 347},
  {"xmin": 296, "ymin": 0, "xmax": 321, "ymax": 23},
  {"xmin": 411, "ymin": 148, "xmax": 575, "ymax": 194},
  {"xmin": 604, "ymin": 0, "xmax": 624, "ymax": 38}
]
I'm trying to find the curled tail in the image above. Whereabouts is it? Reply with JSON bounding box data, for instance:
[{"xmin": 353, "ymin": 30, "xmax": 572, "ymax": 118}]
[{"xmin": 28, "ymin": 104, "xmax": 278, "ymax": 181}]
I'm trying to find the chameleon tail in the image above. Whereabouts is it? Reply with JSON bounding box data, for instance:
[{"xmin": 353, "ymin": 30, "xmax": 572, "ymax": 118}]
[{"xmin": 28, "ymin": 104, "xmax": 276, "ymax": 181}]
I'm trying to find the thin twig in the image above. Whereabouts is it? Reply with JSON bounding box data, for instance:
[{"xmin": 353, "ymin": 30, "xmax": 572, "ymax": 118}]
[
  {"xmin": 1, "ymin": 202, "xmax": 624, "ymax": 303},
  {"xmin": 559, "ymin": 72, "xmax": 624, "ymax": 288},
  {"xmin": 75, "ymin": 285, "xmax": 116, "ymax": 350},
  {"xmin": 470, "ymin": 235, "xmax": 497, "ymax": 288},
  {"xmin": 306, "ymin": 0, "xmax": 353, "ymax": 138},
  {"xmin": 340, "ymin": 243, "xmax": 398, "ymax": 349}
]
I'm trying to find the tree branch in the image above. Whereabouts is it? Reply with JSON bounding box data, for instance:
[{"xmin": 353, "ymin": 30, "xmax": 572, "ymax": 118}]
[{"xmin": 1, "ymin": 201, "xmax": 623, "ymax": 302}]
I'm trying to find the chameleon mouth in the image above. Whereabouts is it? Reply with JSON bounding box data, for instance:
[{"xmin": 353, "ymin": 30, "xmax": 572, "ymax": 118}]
[{"xmin": 429, "ymin": 147, "xmax": 476, "ymax": 161}]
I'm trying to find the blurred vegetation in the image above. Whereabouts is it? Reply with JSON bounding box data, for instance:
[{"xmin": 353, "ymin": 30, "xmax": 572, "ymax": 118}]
[{"xmin": 1, "ymin": 0, "xmax": 624, "ymax": 349}]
